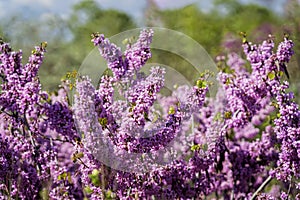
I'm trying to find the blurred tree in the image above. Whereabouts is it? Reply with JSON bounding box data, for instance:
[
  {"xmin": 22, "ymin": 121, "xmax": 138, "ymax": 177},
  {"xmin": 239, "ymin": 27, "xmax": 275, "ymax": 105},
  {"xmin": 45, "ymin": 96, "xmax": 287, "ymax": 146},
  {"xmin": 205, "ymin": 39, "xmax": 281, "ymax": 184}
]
[
  {"xmin": 155, "ymin": 0, "xmax": 281, "ymax": 55},
  {"xmin": 157, "ymin": 5, "xmax": 223, "ymax": 55},
  {"xmin": 144, "ymin": 0, "xmax": 282, "ymax": 83},
  {"xmin": 282, "ymin": 0, "xmax": 300, "ymax": 100},
  {"xmin": 1, "ymin": 0, "xmax": 297, "ymax": 92},
  {"xmin": 39, "ymin": 0, "xmax": 136, "ymax": 91},
  {"xmin": 284, "ymin": 0, "xmax": 300, "ymax": 66},
  {"xmin": 0, "ymin": 0, "xmax": 136, "ymax": 91},
  {"xmin": 144, "ymin": 0, "xmax": 163, "ymax": 27},
  {"xmin": 67, "ymin": 0, "xmax": 136, "ymax": 64}
]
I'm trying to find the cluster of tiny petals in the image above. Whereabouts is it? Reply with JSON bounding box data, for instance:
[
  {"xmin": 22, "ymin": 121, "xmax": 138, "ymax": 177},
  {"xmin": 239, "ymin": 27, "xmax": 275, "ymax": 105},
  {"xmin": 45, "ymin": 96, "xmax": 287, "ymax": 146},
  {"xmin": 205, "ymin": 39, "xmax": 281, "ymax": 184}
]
[
  {"xmin": 115, "ymin": 157, "xmax": 213, "ymax": 198},
  {"xmin": 257, "ymin": 193, "xmax": 276, "ymax": 200},
  {"xmin": 123, "ymin": 29, "xmax": 153, "ymax": 79},
  {"xmin": 2, "ymin": 31, "xmax": 300, "ymax": 199},
  {"xmin": 73, "ymin": 76, "xmax": 103, "ymax": 138},
  {"xmin": 226, "ymin": 52, "xmax": 246, "ymax": 74},
  {"xmin": 115, "ymin": 109, "xmax": 182, "ymax": 153},
  {"xmin": 0, "ymin": 40, "xmax": 87, "ymax": 199},
  {"xmin": 126, "ymin": 66, "xmax": 165, "ymax": 125},
  {"xmin": 240, "ymin": 36, "xmax": 300, "ymax": 183},
  {"xmin": 218, "ymin": 71, "xmax": 263, "ymax": 128},
  {"xmin": 92, "ymin": 33, "xmax": 125, "ymax": 80},
  {"xmin": 96, "ymin": 75, "xmax": 114, "ymax": 108},
  {"xmin": 242, "ymin": 37, "xmax": 275, "ymax": 76},
  {"xmin": 92, "ymin": 29, "xmax": 153, "ymax": 82},
  {"xmin": 96, "ymin": 72, "xmax": 211, "ymax": 197},
  {"xmin": 188, "ymin": 84, "xmax": 209, "ymax": 112},
  {"xmin": 243, "ymin": 42, "xmax": 261, "ymax": 64},
  {"xmin": 91, "ymin": 31, "xmax": 195, "ymax": 154},
  {"xmin": 0, "ymin": 134, "xmax": 42, "ymax": 199},
  {"xmin": 220, "ymin": 36, "xmax": 294, "ymax": 130},
  {"xmin": 172, "ymin": 82, "xmax": 208, "ymax": 120},
  {"xmin": 276, "ymin": 37, "xmax": 294, "ymax": 63},
  {"xmin": 260, "ymin": 39, "xmax": 274, "ymax": 60},
  {"xmin": 88, "ymin": 32, "xmax": 210, "ymax": 156},
  {"xmin": 74, "ymin": 145, "xmax": 103, "ymax": 200},
  {"xmin": 272, "ymin": 83, "xmax": 300, "ymax": 180},
  {"xmin": 48, "ymin": 163, "xmax": 83, "ymax": 199},
  {"xmin": 218, "ymin": 36, "xmax": 300, "ymax": 199},
  {"xmin": 0, "ymin": 41, "xmax": 45, "ymax": 117},
  {"xmin": 90, "ymin": 33, "xmax": 300, "ymax": 198},
  {"xmin": 44, "ymin": 101, "xmax": 77, "ymax": 140}
]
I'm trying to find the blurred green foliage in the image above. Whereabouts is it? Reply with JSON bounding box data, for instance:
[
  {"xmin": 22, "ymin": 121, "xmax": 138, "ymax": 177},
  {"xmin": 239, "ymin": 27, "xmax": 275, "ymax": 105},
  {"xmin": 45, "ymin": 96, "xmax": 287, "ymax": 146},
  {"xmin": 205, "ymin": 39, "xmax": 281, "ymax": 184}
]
[
  {"xmin": 146, "ymin": 0, "xmax": 285, "ymax": 86},
  {"xmin": 0, "ymin": 0, "xmax": 299, "ymax": 93},
  {"xmin": 147, "ymin": 0, "xmax": 300, "ymax": 98},
  {"xmin": 42, "ymin": 1, "xmax": 136, "ymax": 91},
  {"xmin": 0, "ymin": 0, "xmax": 136, "ymax": 91}
]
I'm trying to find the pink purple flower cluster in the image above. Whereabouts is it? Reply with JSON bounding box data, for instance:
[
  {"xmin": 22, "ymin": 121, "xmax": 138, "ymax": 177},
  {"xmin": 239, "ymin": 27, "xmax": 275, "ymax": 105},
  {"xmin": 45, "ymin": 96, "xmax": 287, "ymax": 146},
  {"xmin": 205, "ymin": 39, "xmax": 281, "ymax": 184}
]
[{"xmin": 0, "ymin": 30, "xmax": 299, "ymax": 199}]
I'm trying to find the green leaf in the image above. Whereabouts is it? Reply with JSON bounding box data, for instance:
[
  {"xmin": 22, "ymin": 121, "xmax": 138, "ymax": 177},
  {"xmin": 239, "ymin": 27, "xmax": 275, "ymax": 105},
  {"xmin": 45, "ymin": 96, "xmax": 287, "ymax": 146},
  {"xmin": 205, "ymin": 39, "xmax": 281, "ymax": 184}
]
[
  {"xmin": 202, "ymin": 144, "xmax": 208, "ymax": 151},
  {"xmin": 92, "ymin": 169, "xmax": 99, "ymax": 176},
  {"xmin": 224, "ymin": 111, "xmax": 232, "ymax": 119},
  {"xmin": 278, "ymin": 71, "xmax": 283, "ymax": 77},
  {"xmin": 168, "ymin": 106, "xmax": 175, "ymax": 115},
  {"xmin": 144, "ymin": 112, "xmax": 151, "ymax": 122},
  {"xmin": 72, "ymin": 151, "xmax": 84, "ymax": 163},
  {"xmin": 271, "ymin": 101, "xmax": 279, "ymax": 109},
  {"xmin": 41, "ymin": 41, "xmax": 48, "ymax": 49},
  {"xmin": 267, "ymin": 71, "xmax": 275, "ymax": 80},
  {"xmin": 84, "ymin": 186, "xmax": 93, "ymax": 194},
  {"xmin": 225, "ymin": 77, "xmax": 231, "ymax": 85},
  {"xmin": 122, "ymin": 36, "xmax": 136, "ymax": 45},
  {"xmin": 191, "ymin": 144, "xmax": 201, "ymax": 151},
  {"xmin": 196, "ymin": 79, "xmax": 207, "ymax": 89},
  {"xmin": 67, "ymin": 172, "xmax": 72, "ymax": 183},
  {"xmin": 77, "ymin": 152, "xmax": 84, "ymax": 159},
  {"xmin": 213, "ymin": 112, "xmax": 222, "ymax": 121},
  {"xmin": 106, "ymin": 190, "xmax": 113, "ymax": 198},
  {"xmin": 58, "ymin": 172, "xmax": 68, "ymax": 181},
  {"xmin": 152, "ymin": 112, "xmax": 160, "ymax": 123},
  {"xmin": 89, "ymin": 169, "xmax": 100, "ymax": 186},
  {"xmin": 98, "ymin": 117, "xmax": 108, "ymax": 127}
]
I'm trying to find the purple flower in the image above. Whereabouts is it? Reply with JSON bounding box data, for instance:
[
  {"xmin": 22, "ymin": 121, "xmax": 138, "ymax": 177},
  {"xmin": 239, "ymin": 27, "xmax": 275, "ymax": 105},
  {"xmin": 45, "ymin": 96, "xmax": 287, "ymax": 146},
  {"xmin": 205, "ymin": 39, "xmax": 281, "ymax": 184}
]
[
  {"xmin": 123, "ymin": 29, "xmax": 153, "ymax": 80},
  {"xmin": 92, "ymin": 33, "xmax": 125, "ymax": 80},
  {"xmin": 125, "ymin": 66, "xmax": 165, "ymax": 126},
  {"xmin": 73, "ymin": 76, "xmax": 103, "ymax": 148},
  {"xmin": 277, "ymin": 37, "xmax": 294, "ymax": 63}
]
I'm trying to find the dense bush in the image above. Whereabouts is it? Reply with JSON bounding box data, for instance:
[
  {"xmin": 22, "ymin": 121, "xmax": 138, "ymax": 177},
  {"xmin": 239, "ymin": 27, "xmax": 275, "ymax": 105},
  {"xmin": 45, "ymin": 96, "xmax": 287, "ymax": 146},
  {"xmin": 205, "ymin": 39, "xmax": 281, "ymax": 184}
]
[{"xmin": 0, "ymin": 29, "xmax": 299, "ymax": 199}]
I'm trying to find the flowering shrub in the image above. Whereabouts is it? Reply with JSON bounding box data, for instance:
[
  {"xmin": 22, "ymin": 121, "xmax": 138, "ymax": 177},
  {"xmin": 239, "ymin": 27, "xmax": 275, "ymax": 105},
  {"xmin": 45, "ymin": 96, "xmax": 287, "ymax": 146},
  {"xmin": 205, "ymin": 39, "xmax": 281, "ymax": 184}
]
[{"xmin": 0, "ymin": 30, "xmax": 299, "ymax": 199}]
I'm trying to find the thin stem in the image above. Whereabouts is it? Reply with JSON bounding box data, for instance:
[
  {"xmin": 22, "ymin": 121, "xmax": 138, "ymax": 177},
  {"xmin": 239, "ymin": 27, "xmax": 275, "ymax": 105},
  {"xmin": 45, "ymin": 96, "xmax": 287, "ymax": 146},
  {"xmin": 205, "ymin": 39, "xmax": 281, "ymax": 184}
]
[
  {"xmin": 287, "ymin": 176, "xmax": 292, "ymax": 197},
  {"xmin": 101, "ymin": 165, "xmax": 106, "ymax": 199},
  {"xmin": 77, "ymin": 157, "xmax": 89, "ymax": 169},
  {"xmin": 230, "ymin": 188, "xmax": 234, "ymax": 200},
  {"xmin": 250, "ymin": 175, "xmax": 272, "ymax": 200}
]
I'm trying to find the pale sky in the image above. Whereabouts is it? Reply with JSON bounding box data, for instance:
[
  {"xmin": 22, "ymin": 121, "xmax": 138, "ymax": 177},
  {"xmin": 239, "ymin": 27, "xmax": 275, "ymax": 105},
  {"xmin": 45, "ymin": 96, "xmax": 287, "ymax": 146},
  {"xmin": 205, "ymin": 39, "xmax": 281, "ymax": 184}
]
[{"xmin": 0, "ymin": 0, "xmax": 286, "ymax": 23}]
